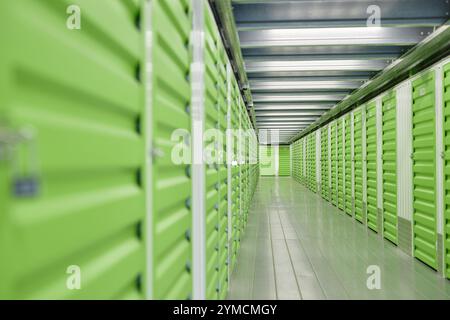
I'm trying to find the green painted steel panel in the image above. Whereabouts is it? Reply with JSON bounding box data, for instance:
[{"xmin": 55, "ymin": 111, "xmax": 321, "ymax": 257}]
[
  {"xmin": 216, "ymin": 36, "xmax": 228, "ymax": 299},
  {"xmin": 231, "ymin": 82, "xmax": 240, "ymax": 270},
  {"xmin": 321, "ymin": 126, "xmax": 329, "ymax": 200},
  {"xmin": 444, "ymin": 62, "xmax": 450, "ymax": 280},
  {"xmin": 412, "ymin": 70, "xmax": 437, "ymax": 270},
  {"xmin": 330, "ymin": 123, "xmax": 338, "ymax": 206},
  {"xmin": 152, "ymin": 0, "xmax": 192, "ymax": 299},
  {"xmin": 382, "ymin": 90, "xmax": 398, "ymax": 244},
  {"xmin": 366, "ymin": 102, "xmax": 378, "ymax": 232},
  {"xmin": 279, "ymin": 146, "xmax": 290, "ymax": 176},
  {"xmin": 338, "ymin": 119, "xmax": 344, "ymax": 210},
  {"xmin": 345, "ymin": 114, "xmax": 353, "ymax": 216},
  {"xmin": 298, "ymin": 139, "xmax": 304, "ymax": 183},
  {"xmin": 204, "ymin": 5, "xmax": 220, "ymax": 299},
  {"xmin": 308, "ymin": 134, "xmax": 317, "ymax": 192},
  {"xmin": 0, "ymin": 0, "xmax": 146, "ymax": 299},
  {"xmin": 259, "ymin": 145, "xmax": 275, "ymax": 176},
  {"xmin": 354, "ymin": 109, "xmax": 364, "ymax": 223}
]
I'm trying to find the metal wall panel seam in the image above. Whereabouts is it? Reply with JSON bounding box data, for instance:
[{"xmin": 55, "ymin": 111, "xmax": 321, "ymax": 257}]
[
  {"xmin": 376, "ymin": 96, "xmax": 384, "ymax": 236},
  {"xmin": 192, "ymin": 0, "xmax": 206, "ymax": 299},
  {"xmin": 144, "ymin": 0, "xmax": 153, "ymax": 300},
  {"xmin": 434, "ymin": 63, "xmax": 444, "ymax": 276}
]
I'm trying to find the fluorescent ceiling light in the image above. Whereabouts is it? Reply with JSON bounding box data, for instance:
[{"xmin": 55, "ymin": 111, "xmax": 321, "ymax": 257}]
[
  {"xmin": 239, "ymin": 27, "xmax": 428, "ymax": 48},
  {"xmin": 250, "ymin": 80, "xmax": 363, "ymax": 90},
  {"xmin": 253, "ymin": 93, "xmax": 346, "ymax": 102},
  {"xmin": 246, "ymin": 59, "xmax": 388, "ymax": 72}
]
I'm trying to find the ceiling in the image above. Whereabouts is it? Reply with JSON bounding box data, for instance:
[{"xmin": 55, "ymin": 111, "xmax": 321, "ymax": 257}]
[{"xmin": 231, "ymin": 0, "xmax": 450, "ymax": 144}]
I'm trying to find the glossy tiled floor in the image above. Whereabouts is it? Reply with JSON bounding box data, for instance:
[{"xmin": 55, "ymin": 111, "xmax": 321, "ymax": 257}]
[{"xmin": 228, "ymin": 177, "xmax": 450, "ymax": 300}]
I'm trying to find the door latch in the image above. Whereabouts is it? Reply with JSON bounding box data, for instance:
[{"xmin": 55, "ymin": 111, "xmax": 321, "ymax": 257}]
[{"xmin": 0, "ymin": 126, "xmax": 40, "ymax": 198}]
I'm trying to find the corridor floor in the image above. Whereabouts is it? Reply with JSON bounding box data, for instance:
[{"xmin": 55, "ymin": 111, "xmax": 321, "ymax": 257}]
[{"xmin": 228, "ymin": 177, "xmax": 450, "ymax": 300}]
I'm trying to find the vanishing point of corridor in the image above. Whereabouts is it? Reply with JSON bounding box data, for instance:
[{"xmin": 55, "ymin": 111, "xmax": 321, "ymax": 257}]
[{"xmin": 229, "ymin": 178, "xmax": 450, "ymax": 300}]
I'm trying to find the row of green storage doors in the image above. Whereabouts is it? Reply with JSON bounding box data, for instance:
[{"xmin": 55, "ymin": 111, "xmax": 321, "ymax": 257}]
[
  {"xmin": 0, "ymin": 0, "xmax": 259, "ymax": 299},
  {"xmin": 290, "ymin": 62, "xmax": 450, "ymax": 279},
  {"xmin": 291, "ymin": 135, "xmax": 316, "ymax": 192}
]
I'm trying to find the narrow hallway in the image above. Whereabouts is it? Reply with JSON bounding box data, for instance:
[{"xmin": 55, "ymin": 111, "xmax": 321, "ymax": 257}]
[{"xmin": 229, "ymin": 177, "xmax": 450, "ymax": 300}]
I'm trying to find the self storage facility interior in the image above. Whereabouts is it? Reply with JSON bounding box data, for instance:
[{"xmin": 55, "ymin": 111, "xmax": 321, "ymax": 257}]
[{"xmin": 0, "ymin": 0, "xmax": 450, "ymax": 300}]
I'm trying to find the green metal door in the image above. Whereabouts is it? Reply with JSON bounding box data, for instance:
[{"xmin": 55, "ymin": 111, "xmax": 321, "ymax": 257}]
[
  {"xmin": 338, "ymin": 120, "xmax": 344, "ymax": 210},
  {"xmin": 309, "ymin": 134, "xmax": 317, "ymax": 192},
  {"xmin": 444, "ymin": 62, "xmax": 450, "ymax": 279},
  {"xmin": 152, "ymin": 0, "xmax": 193, "ymax": 299},
  {"xmin": 279, "ymin": 146, "xmax": 290, "ymax": 176},
  {"xmin": 0, "ymin": 0, "xmax": 147, "ymax": 299},
  {"xmin": 330, "ymin": 123, "xmax": 338, "ymax": 206},
  {"xmin": 366, "ymin": 102, "xmax": 378, "ymax": 232},
  {"xmin": 299, "ymin": 139, "xmax": 304, "ymax": 183},
  {"xmin": 345, "ymin": 114, "xmax": 353, "ymax": 216},
  {"xmin": 443, "ymin": 62, "xmax": 450, "ymax": 279},
  {"xmin": 412, "ymin": 70, "xmax": 437, "ymax": 270},
  {"xmin": 231, "ymin": 82, "xmax": 240, "ymax": 270},
  {"xmin": 321, "ymin": 126, "xmax": 329, "ymax": 200},
  {"xmin": 382, "ymin": 90, "xmax": 398, "ymax": 244},
  {"xmin": 260, "ymin": 145, "xmax": 275, "ymax": 176},
  {"xmin": 204, "ymin": 6, "xmax": 220, "ymax": 299},
  {"xmin": 216, "ymin": 40, "xmax": 228, "ymax": 299},
  {"xmin": 354, "ymin": 109, "xmax": 364, "ymax": 223}
]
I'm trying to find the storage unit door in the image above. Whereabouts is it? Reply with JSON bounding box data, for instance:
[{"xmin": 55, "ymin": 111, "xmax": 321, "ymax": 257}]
[
  {"xmin": 330, "ymin": 123, "xmax": 338, "ymax": 206},
  {"xmin": 366, "ymin": 102, "xmax": 378, "ymax": 232},
  {"xmin": 259, "ymin": 145, "xmax": 275, "ymax": 176},
  {"xmin": 152, "ymin": 0, "xmax": 193, "ymax": 299},
  {"xmin": 345, "ymin": 114, "xmax": 353, "ymax": 216},
  {"xmin": 382, "ymin": 90, "xmax": 398, "ymax": 244},
  {"xmin": 216, "ymin": 43, "xmax": 228, "ymax": 299},
  {"xmin": 412, "ymin": 70, "xmax": 437, "ymax": 270},
  {"xmin": 444, "ymin": 62, "xmax": 450, "ymax": 279},
  {"xmin": 354, "ymin": 110, "xmax": 364, "ymax": 223},
  {"xmin": 279, "ymin": 146, "xmax": 291, "ymax": 176},
  {"xmin": 310, "ymin": 134, "xmax": 317, "ymax": 192},
  {"xmin": 321, "ymin": 126, "xmax": 329, "ymax": 200},
  {"xmin": 299, "ymin": 140, "xmax": 304, "ymax": 183},
  {"xmin": 204, "ymin": 8, "xmax": 221, "ymax": 299},
  {"xmin": 338, "ymin": 120, "xmax": 344, "ymax": 210},
  {"xmin": 231, "ymin": 84, "xmax": 240, "ymax": 270},
  {"xmin": 0, "ymin": 0, "xmax": 147, "ymax": 299}
]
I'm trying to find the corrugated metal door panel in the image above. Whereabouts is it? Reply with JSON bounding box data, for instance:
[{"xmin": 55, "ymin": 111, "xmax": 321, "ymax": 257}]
[
  {"xmin": 216, "ymin": 42, "xmax": 228, "ymax": 298},
  {"xmin": 330, "ymin": 123, "xmax": 338, "ymax": 206},
  {"xmin": 321, "ymin": 126, "xmax": 329, "ymax": 200},
  {"xmin": 345, "ymin": 114, "xmax": 353, "ymax": 216},
  {"xmin": 354, "ymin": 109, "xmax": 364, "ymax": 222},
  {"xmin": 338, "ymin": 120, "xmax": 344, "ymax": 210},
  {"xmin": 0, "ymin": 0, "xmax": 146, "ymax": 299},
  {"xmin": 279, "ymin": 146, "xmax": 290, "ymax": 176},
  {"xmin": 444, "ymin": 62, "xmax": 450, "ymax": 279},
  {"xmin": 204, "ymin": 7, "xmax": 220, "ymax": 299},
  {"xmin": 382, "ymin": 90, "xmax": 398, "ymax": 244},
  {"xmin": 366, "ymin": 101, "xmax": 378, "ymax": 232},
  {"xmin": 152, "ymin": 0, "xmax": 192, "ymax": 299},
  {"xmin": 412, "ymin": 70, "xmax": 437, "ymax": 270},
  {"xmin": 299, "ymin": 140, "xmax": 303, "ymax": 183},
  {"xmin": 231, "ymin": 84, "xmax": 240, "ymax": 270}
]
